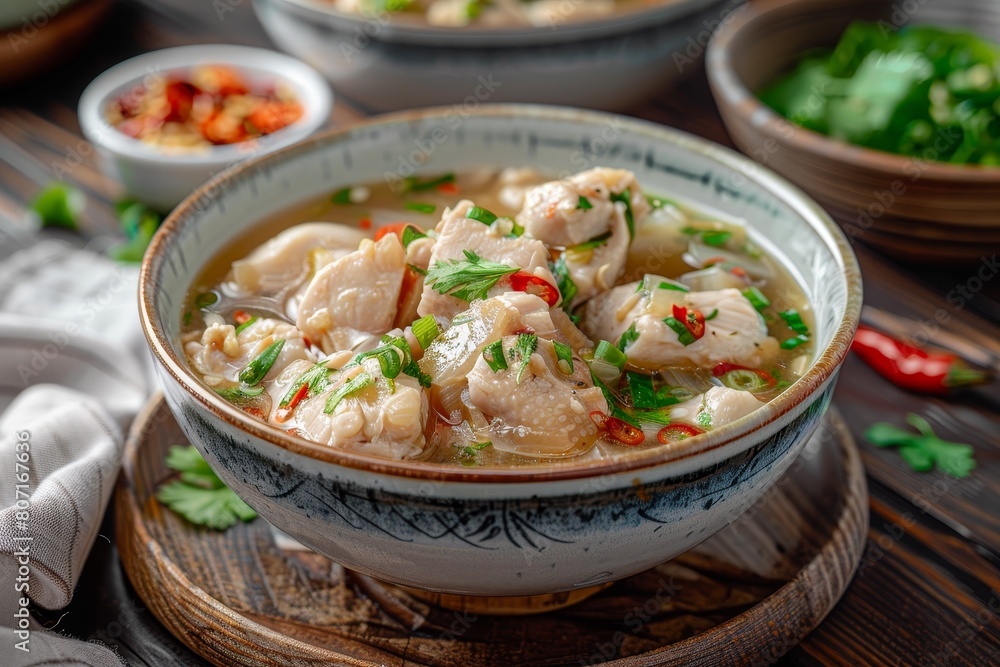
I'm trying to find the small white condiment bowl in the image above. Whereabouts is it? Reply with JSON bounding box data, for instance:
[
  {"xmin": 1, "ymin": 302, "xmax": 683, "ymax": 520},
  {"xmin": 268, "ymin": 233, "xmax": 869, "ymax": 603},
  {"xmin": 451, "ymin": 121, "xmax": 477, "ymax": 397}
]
[{"xmin": 78, "ymin": 44, "xmax": 332, "ymax": 211}]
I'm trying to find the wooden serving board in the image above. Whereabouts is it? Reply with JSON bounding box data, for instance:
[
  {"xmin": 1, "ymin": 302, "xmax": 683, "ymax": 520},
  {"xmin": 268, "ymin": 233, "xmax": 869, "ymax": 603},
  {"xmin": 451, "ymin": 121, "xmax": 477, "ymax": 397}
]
[{"xmin": 116, "ymin": 395, "xmax": 868, "ymax": 667}]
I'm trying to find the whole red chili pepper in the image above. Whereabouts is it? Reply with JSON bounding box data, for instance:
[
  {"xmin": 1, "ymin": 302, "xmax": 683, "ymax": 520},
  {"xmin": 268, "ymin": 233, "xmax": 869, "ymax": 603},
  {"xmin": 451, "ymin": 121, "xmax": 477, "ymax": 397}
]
[{"xmin": 851, "ymin": 324, "xmax": 990, "ymax": 395}]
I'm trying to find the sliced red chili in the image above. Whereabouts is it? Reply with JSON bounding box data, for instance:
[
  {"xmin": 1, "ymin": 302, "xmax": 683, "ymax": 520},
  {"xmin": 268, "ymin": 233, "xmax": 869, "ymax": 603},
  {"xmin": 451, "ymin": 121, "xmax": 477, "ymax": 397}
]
[
  {"xmin": 657, "ymin": 424, "xmax": 704, "ymax": 443},
  {"xmin": 509, "ymin": 272, "xmax": 560, "ymax": 307},
  {"xmin": 233, "ymin": 310, "xmax": 252, "ymax": 325},
  {"xmin": 712, "ymin": 362, "xmax": 777, "ymax": 388},
  {"xmin": 606, "ymin": 417, "xmax": 646, "ymax": 446},
  {"xmin": 274, "ymin": 383, "xmax": 308, "ymax": 424},
  {"xmin": 672, "ymin": 304, "xmax": 706, "ymax": 341}
]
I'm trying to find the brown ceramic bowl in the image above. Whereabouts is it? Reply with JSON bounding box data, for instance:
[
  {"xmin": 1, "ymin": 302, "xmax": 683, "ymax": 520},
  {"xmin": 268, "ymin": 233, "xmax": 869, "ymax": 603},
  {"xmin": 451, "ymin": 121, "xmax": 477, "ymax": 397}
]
[{"xmin": 706, "ymin": 0, "xmax": 1000, "ymax": 263}]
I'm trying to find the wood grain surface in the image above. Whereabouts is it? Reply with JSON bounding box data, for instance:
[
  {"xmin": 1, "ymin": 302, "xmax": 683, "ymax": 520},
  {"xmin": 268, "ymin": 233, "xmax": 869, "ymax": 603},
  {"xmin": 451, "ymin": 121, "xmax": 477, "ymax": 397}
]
[
  {"xmin": 4, "ymin": 1, "xmax": 1000, "ymax": 665},
  {"xmin": 115, "ymin": 397, "xmax": 867, "ymax": 667}
]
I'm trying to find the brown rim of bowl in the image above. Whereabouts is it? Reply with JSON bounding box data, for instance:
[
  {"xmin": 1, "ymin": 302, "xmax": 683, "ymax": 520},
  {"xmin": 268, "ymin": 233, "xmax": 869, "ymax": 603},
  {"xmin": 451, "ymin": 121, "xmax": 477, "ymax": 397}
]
[
  {"xmin": 139, "ymin": 104, "xmax": 862, "ymax": 484},
  {"xmin": 707, "ymin": 0, "xmax": 1000, "ymax": 184},
  {"xmin": 265, "ymin": 0, "xmax": 723, "ymax": 48}
]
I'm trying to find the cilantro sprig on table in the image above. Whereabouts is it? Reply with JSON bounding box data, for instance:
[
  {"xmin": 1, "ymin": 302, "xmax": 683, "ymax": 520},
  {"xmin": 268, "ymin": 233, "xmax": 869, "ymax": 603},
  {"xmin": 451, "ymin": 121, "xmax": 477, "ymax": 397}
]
[
  {"xmin": 156, "ymin": 446, "xmax": 257, "ymax": 530},
  {"xmin": 864, "ymin": 413, "xmax": 976, "ymax": 478}
]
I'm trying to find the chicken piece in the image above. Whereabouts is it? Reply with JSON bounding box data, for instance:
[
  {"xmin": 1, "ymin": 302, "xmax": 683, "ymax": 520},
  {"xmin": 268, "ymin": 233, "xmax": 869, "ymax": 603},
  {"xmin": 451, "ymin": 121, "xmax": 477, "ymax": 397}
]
[
  {"xmin": 581, "ymin": 279, "xmax": 779, "ymax": 371},
  {"xmin": 297, "ymin": 235, "xmax": 406, "ymax": 354},
  {"xmin": 468, "ymin": 336, "xmax": 607, "ymax": 457},
  {"xmin": 496, "ymin": 167, "xmax": 544, "ymax": 210},
  {"xmin": 292, "ymin": 360, "xmax": 428, "ymax": 460},
  {"xmin": 670, "ymin": 386, "xmax": 764, "ymax": 430},
  {"xmin": 185, "ymin": 317, "xmax": 310, "ymax": 383},
  {"xmin": 518, "ymin": 168, "xmax": 650, "ymax": 307},
  {"xmin": 229, "ymin": 222, "xmax": 367, "ymax": 294},
  {"xmin": 417, "ymin": 200, "xmax": 558, "ymax": 321}
]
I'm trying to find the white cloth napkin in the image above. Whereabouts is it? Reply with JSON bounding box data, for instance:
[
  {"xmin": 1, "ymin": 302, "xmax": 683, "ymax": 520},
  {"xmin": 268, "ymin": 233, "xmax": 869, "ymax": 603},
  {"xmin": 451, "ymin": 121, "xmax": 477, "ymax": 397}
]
[{"xmin": 0, "ymin": 227, "xmax": 148, "ymax": 666}]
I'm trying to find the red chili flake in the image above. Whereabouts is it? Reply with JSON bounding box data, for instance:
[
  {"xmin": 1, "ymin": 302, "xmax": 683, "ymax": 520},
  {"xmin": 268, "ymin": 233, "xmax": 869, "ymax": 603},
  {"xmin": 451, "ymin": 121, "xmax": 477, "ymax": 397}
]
[
  {"xmin": 359, "ymin": 217, "xmax": 372, "ymax": 230},
  {"xmin": 437, "ymin": 182, "xmax": 460, "ymax": 195},
  {"xmin": 509, "ymin": 272, "xmax": 560, "ymax": 307},
  {"xmin": 274, "ymin": 383, "xmax": 308, "ymax": 424},
  {"xmin": 606, "ymin": 417, "xmax": 645, "ymax": 446},
  {"xmin": 233, "ymin": 310, "xmax": 252, "ymax": 325},
  {"xmin": 672, "ymin": 304, "xmax": 706, "ymax": 341},
  {"xmin": 730, "ymin": 266, "xmax": 749, "ymax": 279},
  {"xmin": 657, "ymin": 424, "xmax": 705, "ymax": 443}
]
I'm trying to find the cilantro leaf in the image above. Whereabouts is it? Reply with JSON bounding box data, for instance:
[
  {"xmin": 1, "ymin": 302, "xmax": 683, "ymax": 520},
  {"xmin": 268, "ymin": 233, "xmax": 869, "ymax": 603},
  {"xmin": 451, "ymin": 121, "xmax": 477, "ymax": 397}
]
[
  {"xmin": 864, "ymin": 414, "xmax": 976, "ymax": 478},
  {"xmin": 426, "ymin": 250, "xmax": 519, "ymax": 303},
  {"xmin": 156, "ymin": 446, "xmax": 256, "ymax": 530}
]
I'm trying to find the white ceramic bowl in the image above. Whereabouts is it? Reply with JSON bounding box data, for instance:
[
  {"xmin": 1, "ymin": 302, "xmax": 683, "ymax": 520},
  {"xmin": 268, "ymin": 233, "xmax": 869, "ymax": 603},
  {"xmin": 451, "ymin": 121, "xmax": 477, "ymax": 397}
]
[
  {"xmin": 139, "ymin": 105, "xmax": 861, "ymax": 597},
  {"xmin": 78, "ymin": 44, "xmax": 332, "ymax": 211},
  {"xmin": 252, "ymin": 0, "xmax": 744, "ymax": 111}
]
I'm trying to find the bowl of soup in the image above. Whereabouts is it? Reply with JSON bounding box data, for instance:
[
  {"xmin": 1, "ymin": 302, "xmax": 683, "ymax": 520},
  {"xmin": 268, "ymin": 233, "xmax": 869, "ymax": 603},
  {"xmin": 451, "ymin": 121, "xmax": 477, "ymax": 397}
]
[
  {"xmin": 139, "ymin": 105, "xmax": 861, "ymax": 597},
  {"xmin": 250, "ymin": 0, "xmax": 743, "ymax": 111}
]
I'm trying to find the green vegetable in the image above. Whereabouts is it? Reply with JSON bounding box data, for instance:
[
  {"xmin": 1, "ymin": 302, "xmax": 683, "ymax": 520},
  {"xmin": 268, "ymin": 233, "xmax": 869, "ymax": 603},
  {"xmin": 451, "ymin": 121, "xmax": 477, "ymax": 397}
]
[
  {"xmin": 426, "ymin": 250, "xmax": 519, "ymax": 303},
  {"xmin": 156, "ymin": 446, "xmax": 257, "ymax": 530},
  {"xmin": 568, "ymin": 231, "xmax": 612, "ymax": 252},
  {"xmin": 781, "ymin": 334, "xmax": 811, "ymax": 350},
  {"xmin": 743, "ymin": 286, "xmax": 771, "ymax": 312},
  {"xmin": 705, "ymin": 308, "xmax": 719, "ymax": 321},
  {"xmin": 234, "ymin": 316, "xmax": 257, "ymax": 335},
  {"xmin": 467, "ymin": 206, "xmax": 498, "ymax": 225},
  {"xmin": 617, "ymin": 323, "xmax": 640, "ymax": 352},
  {"xmin": 331, "ymin": 187, "xmax": 353, "ymax": 204},
  {"xmin": 864, "ymin": 413, "xmax": 976, "ymax": 478},
  {"xmin": 195, "ymin": 292, "xmax": 218, "ymax": 309},
  {"xmin": 553, "ymin": 341, "xmax": 574, "ymax": 374},
  {"xmin": 279, "ymin": 363, "xmax": 332, "ymax": 407},
  {"xmin": 111, "ymin": 200, "xmax": 163, "ymax": 263},
  {"xmin": 238, "ymin": 340, "xmax": 285, "ymax": 386},
  {"xmin": 594, "ymin": 340, "xmax": 627, "ymax": 372},
  {"xmin": 404, "ymin": 172, "xmax": 455, "ymax": 192},
  {"xmin": 324, "ymin": 371, "xmax": 374, "ymax": 414},
  {"xmin": 511, "ymin": 333, "xmax": 538, "ymax": 384},
  {"xmin": 411, "ymin": 314, "xmax": 442, "ymax": 349},
  {"xmin": 779, "ymin": 309, "xmax": 809, "ymax": 335},
  {"xmin": 401, "ymin": 225, "xmax": 427, "ymax": 248},
  {"xmin": 459, "ymin": 440, "xmax": 492, "ymax": 466},
  {"xmin": 576, "ymin": 195, "xmax": 593, "ymax": 210},
  {"xmin": 483, "ymin": 339, "xmax": 508, "ymax": 372},
  {"xmin": 404, "ymin": 201, "xmax": 436, "ymax": 214},
  {"xmin": 663, "ymin": 316, "xmax": 697, "ymax": 346},
  {"xmin": 610, "ymin": 189, "xmax": 636, "ymax": 238},
  {"xmin": 550, "ymin": 257, "xmax": 578, "ymax": 310},
  {"xmin": 215, "ymin": 385, "xmax": 265, "ymax": 403},
  {"xmin": 30, "ymin": 183, "xmax": 85, "ymax": 229},
  {"xmin": 760, "ymin": 21, "xmax": 1000, "ymax": 164}
]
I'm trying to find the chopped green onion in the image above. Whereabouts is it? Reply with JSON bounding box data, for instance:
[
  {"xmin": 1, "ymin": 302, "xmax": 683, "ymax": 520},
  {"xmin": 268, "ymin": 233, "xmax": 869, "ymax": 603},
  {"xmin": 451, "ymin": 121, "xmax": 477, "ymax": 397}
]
[
  {"xmin": 701, "ymin": 230, "xmax": 733, "ymax": 247},
  {"xmin": 30, "ymin": 183, "xmax": 85, "ymax": 229},
  {"xmin": 483, "ymin": 340, "xmax": 508, "ymax": 373},
  {"xmin": 412, "ymin": 314, "xmax": 442, "ymax": 350},
  {"xmin": 404, "ymin": 201, "xmax": 436, "ymax": 214},
  {"xmin": 506, "ymin": 219, "xmax": 525, "ymax": 237},
  {"xmin": 627, "ymin": 372, "xmax": 657, "ymax": 409},
  {"xmin": 594, "ymin": 340, "xmax": 627, "ymax": 372},
  {"xmin": 576, "ymin": 196, "xmax": 593, "ymax": 210},
  {"xmin": 467, "ymin": 206, "xmax": 498, "ymax": 225},
  {"xmin": 645, "ymin": 194, "xmax": 676, "ymax": 209},
  {"xmin": 238, "ymin": 340, "xmax": 285, "ymax": 386},
  {"xmin": 234, "ymin": 316, "xmax": 257, "ymax": 335},
  {"xmin": 279, "ymin": 363, "xmax": 332, "ymax": 407},
  {"xmin": 351, "ymin": 344, "xmax": 405, "ymax": 379},
  {"xmin": 610, "ymin": 189, "xmax": 635, "ymax": 239},
  {"xmin": 781, "ymin": 334, "xmax": 811, "ymax": 350},
  {"xmin": 617, "ymin": 324, "xmax": 640, "ymax": 352},
  {"xmin": 550, "ymin": 257, "xmax": 578, "ymax": 310},
  {"xmin": 215, "ymin": 384, "xmax": 265, "ymax": 403},
  {"xmin": 697, "ymin": 411, "xmax": 713, "ymax": 428},
  {"xmin": 657, "ymin": 280, "xmax": 689, "ymax": 293},
  {"xmin": 512, "ymin": 334, "xmax": 538, "ymax": 383},
  {"xmin": 743, "ymin": 286, "xmax": 771, "ymax": 312},
  {"xmin": 331, "ymin": 188, "xmax": 352, "ymax": 204},
  {"xmin": 401, "ymin": 225, "xmax": 427, "ymax": 248},
  {"xmin": 663, "ymin": 317, "xmax": 697, "ymax": 346},
  {"xmin": 404, "ymin": 172, "xmax": 455, "ymax": 192},
  {"xmin": 718, "ymin": 368, "xmax": 770, "ymax": 392},
  {"xmin": 568, "ymin": 231, "xmax": 612, "ymax": 252},
  {"xmin": 408, "ymin": 263, "xmax": 428, "ymax": 276},
  {"xmin": 779, "ymin": 309, "xmax": 809, "ymax": 335},
  {"xmin": 553, "ymin": 341, "xmax": 574, "ymax": 374},
  {"xmin": 324, "ymin": 372, "xmax": 374, "ymax": 414},
  {"xmin": 195, "ymin": 292, "xmax": 219, "ymax": 309},
  {"xmin": 705, "ymin": 309, "xmax": 719, "ymax": 321}
]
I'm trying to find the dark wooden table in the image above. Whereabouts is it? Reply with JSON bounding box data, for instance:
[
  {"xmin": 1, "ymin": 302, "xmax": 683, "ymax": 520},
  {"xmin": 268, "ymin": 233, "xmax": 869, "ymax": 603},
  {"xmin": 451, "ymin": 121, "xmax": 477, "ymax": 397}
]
[{"xmin": 3, "ymin": 1, "xmax": 1000, "ymax": 665}]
